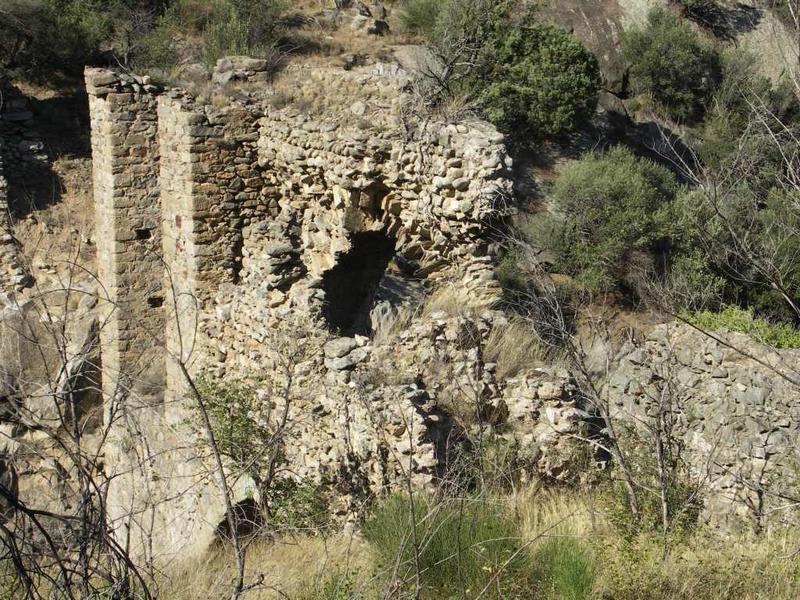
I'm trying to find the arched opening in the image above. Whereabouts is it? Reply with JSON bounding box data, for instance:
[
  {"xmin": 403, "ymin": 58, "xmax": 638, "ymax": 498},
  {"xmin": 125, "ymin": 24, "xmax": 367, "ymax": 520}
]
[
  {"xmin": 213, "ymin": 498, "xmax": 262, "ymax": 544},
  {"xmin": 322, "ymin": 232, "xmax": 396, "ymax": 336}
]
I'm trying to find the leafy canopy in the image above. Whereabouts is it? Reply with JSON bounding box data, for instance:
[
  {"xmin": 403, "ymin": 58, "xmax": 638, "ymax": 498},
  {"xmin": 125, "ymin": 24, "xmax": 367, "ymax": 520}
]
[{"xmin": 479, "ymin": 16, "xmax": 600, "ymax": 141}]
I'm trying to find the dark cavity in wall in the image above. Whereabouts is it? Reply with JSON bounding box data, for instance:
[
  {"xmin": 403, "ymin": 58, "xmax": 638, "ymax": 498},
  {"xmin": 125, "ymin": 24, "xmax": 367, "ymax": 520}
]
[{"xmin": 322, "ymin": 232, "xmax": 396, "ymax": 336}]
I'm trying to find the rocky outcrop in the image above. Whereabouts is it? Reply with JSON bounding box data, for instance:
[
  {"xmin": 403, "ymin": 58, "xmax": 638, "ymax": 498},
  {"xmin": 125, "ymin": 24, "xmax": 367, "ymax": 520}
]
[{"xmin": 0, "ymin": 138, "xmax": 32, "ymax": 294}]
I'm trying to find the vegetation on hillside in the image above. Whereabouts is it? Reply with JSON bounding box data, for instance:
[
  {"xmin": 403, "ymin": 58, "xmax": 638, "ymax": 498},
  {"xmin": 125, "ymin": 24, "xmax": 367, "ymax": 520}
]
[
  {"xmin": 401, "ymin": 0, "xmax": 600, "ymax": 143},
  {"xmin": 4, "ymin": 0, "xmax": 800, "ymax": 598},
  {"xmin": 621, "ymin": 7, "xmax": 721, "ymax": 123},
  {"xmin": 0, "ymin": 0, "xmax": 291, "ymax": 80}
]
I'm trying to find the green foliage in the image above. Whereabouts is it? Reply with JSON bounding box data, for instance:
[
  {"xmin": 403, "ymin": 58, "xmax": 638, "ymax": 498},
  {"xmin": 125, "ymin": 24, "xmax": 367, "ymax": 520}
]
[
  {"xmin": 193, "ymin": 376, "xmax": 275, "ymax": 478},
  {"xmin": 0, "ymin": 0, "xmax": 111, "ymax": 80},
  {"xmin": 666, "ymin": 250, "xmax": 726, "ymax": 311},
  {"xmin": 684, "ymin": 304, "xmax": 800, "ymax": 348},
  {"xmin": 669, "ymin": 183, "xmax": 800, "ymax": 324},
  {"xmin": 399, "ymin": 0, "xmax": 441, "ymax": 37},
  {"xmin": 532, "ymin": 537, "xmax": 595, "ymax": 600},
  {"xmin": 621, "ymin": 8, "xmax": 721, "ymax": 123},
  {"xmin": 411, "ymin": 0, "xmax": 599, "ymax": 143},
  {"xmin": 0, "ymin": 0, "xmax": 289, "ymax": 80},
  {"xmin": 269, "ymin": 478, "xmax": 330, "ymax": 532},
  {"xmin": 297, "ymin": 570, "xmax": 364, "ymax": 600},
  {"xmin": 546, "ymin": 147, "xmax": 678, "ymax": 293},
  {"xmin": 603, "ymin": 427, "xmax": 702, "ymax": 544},
  {"xmin": 698, "ymin": 48, "xmax": 799, "ymax": 174},
  {"xmin": 478, "ymin": 18, "xmax": 600, "ymax": 141},
  {"xmin": 141, "ymin": 0, "xmax": 288, "ymax": 68},
  {"xmin": 363, "ymin": 493, "xmax": 528, "ymax": 596}
]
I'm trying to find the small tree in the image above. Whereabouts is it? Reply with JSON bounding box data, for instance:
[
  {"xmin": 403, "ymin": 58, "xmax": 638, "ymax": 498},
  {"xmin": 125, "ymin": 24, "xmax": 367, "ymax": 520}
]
[
  {"xmin": 411, "ymin": 0, "xmax": 599, "ymax": 143},
  {"xmin": 479, "ymin": 19, "xmax": 600, "ymax": 142},
  {"xmin": 622, "ymin": 8, "xmax": 721, "ymax": 123}
]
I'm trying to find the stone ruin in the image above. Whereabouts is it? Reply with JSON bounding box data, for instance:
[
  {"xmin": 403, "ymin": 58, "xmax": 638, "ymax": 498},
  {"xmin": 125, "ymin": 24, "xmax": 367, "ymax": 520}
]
[
  {"xmin": 76, "ymin": 61, "xmax": 800, "ymax": 556},
  {"xmin": 83, "ymin": 64, "xmax": 559, "ymax": 556},
  {"xmin": 1, "ymin": 56, "xmax": 796, "ymax": 561},
  {"xmin": 0, "ymin": 75, "xmax": 34, "ymax": 293}
]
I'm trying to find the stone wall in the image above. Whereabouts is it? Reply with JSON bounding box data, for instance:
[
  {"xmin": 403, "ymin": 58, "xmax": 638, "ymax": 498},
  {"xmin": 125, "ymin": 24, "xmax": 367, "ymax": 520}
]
[
  {"xmin": 607, "ymin": 323, "xmax": 800, "ymax": 530},
  {"xmin": 0, "ymin": 76, "xmax": 33, "ymax": 295},
  {"xmin": 85, "ymin": 64, "xmax": 520, "ymax": 557},
  {"xmin": 86, "ymin": 70, "xmax": 165, "ymax": 404},
  {"xmin": 86, "ymin": 60, "xmax": 800, "ymax": 558}
]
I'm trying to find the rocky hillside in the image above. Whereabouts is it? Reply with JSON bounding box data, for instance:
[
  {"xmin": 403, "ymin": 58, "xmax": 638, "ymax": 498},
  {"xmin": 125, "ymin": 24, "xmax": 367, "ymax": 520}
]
[{"xmin": 2, "ymin": 1, "xmax": 800, "ymax": 599}]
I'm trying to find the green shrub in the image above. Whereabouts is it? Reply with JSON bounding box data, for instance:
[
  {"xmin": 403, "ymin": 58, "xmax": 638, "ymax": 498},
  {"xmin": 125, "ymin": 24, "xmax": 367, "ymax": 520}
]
[
  {"xmin": 0, "ymin": 0, "xmax": 111, "ymax": 80},
  {"xmin": 399, "ymin": 0, "xmax": 441, "ymax": 37},
  {"xmin": 297, "ymin": 570, "xmax": 364, "ymax": 600},
  {"xmin": 363, "ymin": 493, "xmax": 528, "ymax": 595},
  {"xmin": 684, "ymin": 304, "xmax": 800, "ymax": 348},
  {"xmin": 602, "ymin": 427, "xmax": 702, "ymax": 545},
  {"xmin": 664, "ymin": 250, "xmax": 724, "ymax": 311},
  {"xmin": 269, "ymin": 477, "xmax": 330, "ymax": 532},
  {"xmin": 412, "ymin": 0, "xmax": 599, "ymax": 143},
  {"xmin": 669, "ymin": 182, "xmax": 800, "ymax": 324},
  {"xmin": 144, "ymin": 0, "xmax": 287, "ymax": 68},
  {"xmin": 479, "ymin": 18, "xmax": 600, "ymax": 141},
  {"xmin": 546, "ymin": 147, "xmax": 678, "ymax": 293},
  {"xmin": 698, "ymin": 48, "xmax": 799, "ymax": 174},
  {"xmin": 621, "ymin": 8, "xmax": 721, "ymax": 123},
  {"xmin": 193, "ymin": 376, "xmax": 273, "ymax": 477},
  {"xmin": 532, "ymin": 537, "xmax": 595, "ymax": 600}
]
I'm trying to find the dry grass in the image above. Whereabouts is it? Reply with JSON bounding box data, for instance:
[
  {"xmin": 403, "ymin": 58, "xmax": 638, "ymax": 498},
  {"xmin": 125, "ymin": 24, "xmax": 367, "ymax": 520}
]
[
  {"xmin": 154, "ymin": 487, "xmax": 800, "ymax": 600},
  {"xmin": 484, "ymin": 318, "xmax": 550, "ymax": 379},
  {"xmin": 514, "ymin": 487, "xmax": 599, "ymax": 543},
  {"xmin": 419, "ymin": 285, "xmax": 471, "ymax": 318},
  {"xmin": 158, "ymin": 532, "xmax": 372, "ymax": 600},
  {"xmin": 12, "ymin": 156, "xmax": 95, "ymax": 288}
]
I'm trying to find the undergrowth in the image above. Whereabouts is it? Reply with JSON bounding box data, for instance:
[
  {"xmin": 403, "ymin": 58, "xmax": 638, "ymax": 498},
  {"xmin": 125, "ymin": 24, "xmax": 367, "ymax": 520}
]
[{"xmin": 684, "ymin": 304, "xmax": 800, "ymax": 348}]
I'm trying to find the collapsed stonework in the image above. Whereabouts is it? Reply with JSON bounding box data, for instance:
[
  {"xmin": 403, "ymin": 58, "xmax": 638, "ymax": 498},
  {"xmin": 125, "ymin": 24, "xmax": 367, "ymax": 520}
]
[
  {"xmin": 82, "ymin": 58, "xmax": 800, "ymax": 559},
  {"xmin": 84, "ymin": 64, "xmax": 527, "ymax": 556}
]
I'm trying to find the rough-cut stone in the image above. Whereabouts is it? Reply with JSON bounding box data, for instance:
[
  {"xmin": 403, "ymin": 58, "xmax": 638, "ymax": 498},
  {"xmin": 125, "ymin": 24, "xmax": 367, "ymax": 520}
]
[
  {"xmin": 606, "ymin": 323, "xmax": 800, "ymax": 530},
  {"xmin": 84, "ymin": 65, "xmax": 514, "ymax": 558},
  {"xmin": 0, "ymin": 79, "xmax": 34, "ymax": 293}
]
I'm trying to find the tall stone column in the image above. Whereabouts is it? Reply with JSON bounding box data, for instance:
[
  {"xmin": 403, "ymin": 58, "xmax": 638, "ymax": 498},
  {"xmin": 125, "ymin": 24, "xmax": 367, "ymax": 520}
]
[
  {"xmin": 86, "ymin": 69, "xmax": 168, "ymax": 557},
  {"xmin": 86, "ymin": 69, "xmax": 165, "ymax": 406}
]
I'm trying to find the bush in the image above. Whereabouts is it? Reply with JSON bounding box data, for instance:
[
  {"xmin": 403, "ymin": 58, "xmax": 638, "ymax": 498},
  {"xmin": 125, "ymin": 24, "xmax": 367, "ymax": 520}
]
[
  {"xmin": 479, "ymin": 18, "xmax": 600, "ymax": 141},
  {"xmin": 412, "ymin": 0, "xmax": 599, "ymax": 143},
  {"xmin": 193, "ymin": 376, "xmax": 273, "ymax": 477},
  {"xmin": 665, "ymin": 250, "xmax": 726, "ymax": 311},
  {"xmin": 0, "ymin": 0, "xmax": 111, "ymax": 80},
  {"xmin": 363, "ymin": 493, "xmax": 528, "ymax": 596},
  {"xmin": 698, "ymin": 48, "xmax": 799, "ymax": 173},
  {"xmin": 399, "ymin": 0, "xmax": 441, "ymax": 38},
  {"xmin": 269, "ymin": 477, "xmax": 330, "ymax": 533},
  {"xmin": 669, "ymin": 182, "xmax": 800, "ymax": 324},
  {"xmin": 621, "ymin": 8, "xmax": 721, "ymax": 123},
  {"xmin": 139, "ymin": 0, "xmax": 288, "ymax": 69},
  {"xmin": 684, "ymin": 304, "xmax": 800, "ymax": 348},
  {"xmin": 602, "ymin": 426, "xmax": 702, "ymax": 545},
  {"xmin": 545, "ymin": 147, "xmax": 678, "ymax": 293}
]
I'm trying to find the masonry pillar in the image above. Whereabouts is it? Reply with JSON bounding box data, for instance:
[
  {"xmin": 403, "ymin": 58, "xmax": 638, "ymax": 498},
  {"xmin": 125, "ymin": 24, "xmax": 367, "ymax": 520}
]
[{"xmin": 87, "ymin": 69, "xmax": 165, "ymax": 405}]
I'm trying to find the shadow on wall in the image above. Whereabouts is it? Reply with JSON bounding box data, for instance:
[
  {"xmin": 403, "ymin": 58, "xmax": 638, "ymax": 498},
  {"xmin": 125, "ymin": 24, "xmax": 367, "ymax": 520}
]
[
  {"xmin": 322, "ymin": 231, "xmax": 397, "ymax": 337},
  {"xmin": 1, "ymin": 81, "xmax": 91, "ymax": 218},
  {"xmin": 683, "ymin": 2, "xmax": 762, "ymax": 40}
]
